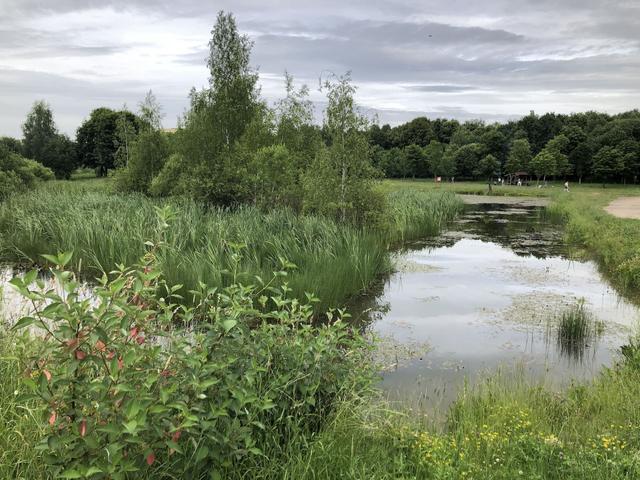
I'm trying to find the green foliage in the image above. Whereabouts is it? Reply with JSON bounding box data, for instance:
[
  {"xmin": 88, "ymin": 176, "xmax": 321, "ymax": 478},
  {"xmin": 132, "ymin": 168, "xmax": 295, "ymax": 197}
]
[
  {"xmin": 149, "ymin": 154, "xmax": 189, "ymax": 197},
  {"xmin": 115, "ymin": 131, "xmax": 170, "ymax": 193},
  {"xmin": 474, "ymin": 154, "xmax": 500, "ymax": 181},
  {"xmin": 0, "ymin": 332, "xmax": 44, "ymax": 478},
  {"xmin": 40, "ymin": 134, "xmax": 77, "ymax": 180},
  {"xmin": 505, "ymin": 138, "xmax": 532, "ymax": 175},
  {"xmin": 592, "ymin": 146, "xmax": 625, "ymax": 186},
  {"xmin": 453, "ymin": 143, "xmax": 486, "ymax": 178},
  {"xmin": 530, "ymin": 149, "xmax": 556, "ymax": 181},
  {"xmin": 303, "ymin": 73, "xmax": 381, "ymax": 225},
  {"xmin": 0, "ymin": 136, "xmax": 23, "ymax": 155},
  {"xmin": 77, "ymin": 108, "xmax": 139, "ymax": 177},
  {"xmin": 21, "ymin": 100, "xmax": 77, "ymax": 179},
  {"xmin": 369, "ymin": 110, "xmax": 640, "ymax": 184},
  {"xmin": 0, "ymin": 143, "xmax": 54, "ymax": 200},
  {"xmin": 207, "ymin": 11, "xmax": 260, "ymax": 148},
  {"xmin": 250, "ymin": 145, "xmax": 299, "ymax": 209},
  {"xmin": 10, "ymin": 225, "xmax": 374, "ymax": 478},
  {"xmin": 21, "ymin": 100, "xmax": 56, "ymax": 162},
  {"xmin": 384, "ymin": 190, "xmax": 463, "ymax": 243}
]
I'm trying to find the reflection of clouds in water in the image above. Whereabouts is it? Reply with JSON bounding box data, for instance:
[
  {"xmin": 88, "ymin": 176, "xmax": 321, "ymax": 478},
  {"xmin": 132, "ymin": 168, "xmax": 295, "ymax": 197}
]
[
  {"xmin": 1, "ymin": 266, "xmax": 97, "ymax": 330},
  {"xmin": 368, "ymin": 202, "xmax": 639, "ymax": 407}
]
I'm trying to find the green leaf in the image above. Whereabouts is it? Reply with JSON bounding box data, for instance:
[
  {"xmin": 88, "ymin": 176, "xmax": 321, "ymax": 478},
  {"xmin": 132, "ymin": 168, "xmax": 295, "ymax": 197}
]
[
  {"xmin": 85, "ymin": 466, "xmax": 103, "ymax": 477},
  {"xmin": 60, "ymin": 251, "xmax": 74, "ymax": 266},
  {"xmin": 11, "ymin": 316, "xmax": 38, "ymax": 331},
  {"xmin": 40, "ymin": 254, "xmax": 59, "ymax": 265},
  {"xmin": 221, "ymin": 319, "xmax": 237, "ymax": 333},
  {"xmin": 123, "ymin": 420, "xmax": 138, "ymax": 434},
  {"xmin": 59, "ymin": 469, "xmax": 83, "ymax": 479},
  {"xmin": 195, "ymin": 446, "xmax": 209, "ymax": 463}
]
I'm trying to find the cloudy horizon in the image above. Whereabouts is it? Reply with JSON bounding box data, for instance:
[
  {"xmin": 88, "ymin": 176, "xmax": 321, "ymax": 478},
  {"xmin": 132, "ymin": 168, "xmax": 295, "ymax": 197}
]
[{"xmin": 1, "ymin": 0, "xmax": 639, "ymax": 137}]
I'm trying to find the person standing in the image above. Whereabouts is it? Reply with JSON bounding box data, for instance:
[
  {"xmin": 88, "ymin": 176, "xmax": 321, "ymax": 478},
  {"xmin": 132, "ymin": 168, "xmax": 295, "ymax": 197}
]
[{"xmin": 564, "ymin": 181, "xmax": 570, "ymax": 192}]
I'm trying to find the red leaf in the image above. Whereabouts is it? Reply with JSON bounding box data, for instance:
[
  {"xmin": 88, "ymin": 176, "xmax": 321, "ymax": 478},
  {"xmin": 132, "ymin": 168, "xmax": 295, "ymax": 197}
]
[
  {"xmin": 42, "ymin": 369, "xmax": 52, "ymax": 382},
  {"xmin": 95, "ymin": 340, "xmax": 106, "ymax": 352},
  {"xmin": 146, "ymin": 452, "xmax": 155, "ymax": 466},
  {"xmin": 106, "ymin": 350, "xmax": 116, "ymax": 360},
  {"xmin": 171, "ymin": 430, "xmax": 182, "ymax": 442},
  {"xmin": 79, "ymin": 419, "xmax": 87, "ymax": 437},
  {"xmin": 129, "ymin": 327, "xmax": 138, "ymax": 338},
  {"xmin": 136, "ymin": 335, "xmax": 145, "ymax": 345},
  {"xmin": 75, "ymin": 350, "xmax": 86, "ymax": 361},
  {"xmin": 117, "ymin": 356, "xmax": 124, "ymax": 370},
  {"xmin": 48, "ymin": 410, "xmax": 57, "ymax": 426}
]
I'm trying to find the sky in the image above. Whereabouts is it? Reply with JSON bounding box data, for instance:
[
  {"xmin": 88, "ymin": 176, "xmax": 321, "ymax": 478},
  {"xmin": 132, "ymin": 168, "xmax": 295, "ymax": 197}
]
[{"xmin": 1, "ymin": 0, "xmax": 639, "ymax": 137}]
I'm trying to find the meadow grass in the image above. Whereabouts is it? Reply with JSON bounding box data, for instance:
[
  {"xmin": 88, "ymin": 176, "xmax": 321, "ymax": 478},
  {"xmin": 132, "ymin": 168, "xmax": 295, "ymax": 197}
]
[{"xmin": 0, "ymin": 178, "xmax": 462, "ymax": 311}]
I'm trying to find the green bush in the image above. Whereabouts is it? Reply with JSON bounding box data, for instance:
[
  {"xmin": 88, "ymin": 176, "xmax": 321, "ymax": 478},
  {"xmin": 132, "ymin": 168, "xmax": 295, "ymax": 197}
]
[
  {"xmin": 0, "ymin": 144, "xmax": 54, "ymax": 200},
  {"xmin": 115, "ymin": 130, "xmax": 170, "ymax": 194},
  {"xmin": 10, "ymin": 210, "xmax": 374, "ymax": 478}
]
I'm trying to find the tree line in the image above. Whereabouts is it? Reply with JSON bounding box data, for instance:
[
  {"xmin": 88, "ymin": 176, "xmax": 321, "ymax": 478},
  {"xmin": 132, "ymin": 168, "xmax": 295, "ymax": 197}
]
[
  {"xmin": 369, "ymin": 110, "xmax": 640, "ymax": 185},
  {"xmin": 3, "ymin": 10, "xmax": 639, "ymax": 209}
]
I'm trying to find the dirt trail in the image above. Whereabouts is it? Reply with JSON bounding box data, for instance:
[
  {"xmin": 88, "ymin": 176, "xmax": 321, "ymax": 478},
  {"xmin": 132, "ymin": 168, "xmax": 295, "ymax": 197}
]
[{"xmin": 605, "ymin": 197, "xmax": 640, "ymax": 220}]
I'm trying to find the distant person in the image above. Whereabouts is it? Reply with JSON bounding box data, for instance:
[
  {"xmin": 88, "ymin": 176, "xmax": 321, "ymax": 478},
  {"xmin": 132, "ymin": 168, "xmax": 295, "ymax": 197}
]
[
  {"xmin": 564, "ymin": 181, "xmax": 570, "ymax": 192},
  {"xmin": 517, "ymin": 179, "xmax": 522, "ymax": 187}
]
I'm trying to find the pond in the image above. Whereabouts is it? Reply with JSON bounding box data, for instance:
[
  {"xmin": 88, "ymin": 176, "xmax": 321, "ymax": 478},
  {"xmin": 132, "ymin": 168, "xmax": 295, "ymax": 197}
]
[{"xmin": 356, "ymin": 201, "xmax": 639, "ymax": 410}]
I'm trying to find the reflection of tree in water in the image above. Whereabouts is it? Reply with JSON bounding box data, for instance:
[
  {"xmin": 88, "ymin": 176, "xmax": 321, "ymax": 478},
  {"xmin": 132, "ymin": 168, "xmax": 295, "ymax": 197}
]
[
  {"xmin": 348, "ymin": 203, "xmax": 571, "ymax": 330},
  {"xmin": 346, "ymin": 276, "xmax": 390, "ymax": 330},
  {"xmin": 415, "ymin": 204, "xmax": 568, "ymax": 259}
]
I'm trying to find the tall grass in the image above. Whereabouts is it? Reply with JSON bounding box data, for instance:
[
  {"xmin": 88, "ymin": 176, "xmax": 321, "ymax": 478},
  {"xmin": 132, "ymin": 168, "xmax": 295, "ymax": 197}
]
[
  {"xmin": 0, "ymin": 181, "xmax": 461, "ymax": 310},
  {"xmin": 385, "ymin": 189, "xmax": 463, "ymax": 244},
  {"xmin": 0, "ymin": 332, "xmax": 43, "ymax": 479}
]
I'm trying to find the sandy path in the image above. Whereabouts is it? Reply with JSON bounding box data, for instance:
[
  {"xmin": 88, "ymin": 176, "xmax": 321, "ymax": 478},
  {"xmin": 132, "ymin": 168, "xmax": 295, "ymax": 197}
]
[{"xmin": 605, "ymin": 197, "xmax": 640, "ymax": 219}]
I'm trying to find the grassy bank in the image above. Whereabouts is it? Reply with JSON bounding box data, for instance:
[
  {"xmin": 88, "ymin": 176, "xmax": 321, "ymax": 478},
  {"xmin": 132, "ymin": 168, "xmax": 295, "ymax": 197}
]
[
  {"xmin": 0, "ymin": 178, "xmax": 462, "ymax": 311},
  {"xmin": 257, "ymin": 357, "xmax": 640, "ymax": 479}
]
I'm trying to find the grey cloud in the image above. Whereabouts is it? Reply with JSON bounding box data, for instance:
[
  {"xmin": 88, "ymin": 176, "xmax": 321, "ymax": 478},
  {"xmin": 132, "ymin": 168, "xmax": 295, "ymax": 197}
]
[
  {"xmin": 0, "ymin": 0, "xmax": 639, "ymax": 135},
  {"xmin": 403, "ymin": 85, "xmax": 479, "ymax": 93}
]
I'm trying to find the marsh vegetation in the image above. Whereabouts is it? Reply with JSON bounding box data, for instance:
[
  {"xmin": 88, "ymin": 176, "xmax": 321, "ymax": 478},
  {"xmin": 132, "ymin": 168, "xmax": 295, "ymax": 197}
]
[{"xmin": 1, "ymin": 7, "xmax": 640, "ymax": 480}]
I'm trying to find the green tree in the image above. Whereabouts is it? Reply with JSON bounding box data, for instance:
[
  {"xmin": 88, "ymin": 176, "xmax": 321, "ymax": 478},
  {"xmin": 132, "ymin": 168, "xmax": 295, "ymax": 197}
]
[
  {"xmin": 592, "ymin": 146, "xmax": 624, "ymax": 187},
  {"xmin": 425, "ymin": 140, "xmax": 455, "ymax": 179},
  {"xmin": 114, "ymin": 107, "xmax": 139, "ymax": 168},
  {"xmin": 22, "ymin": 100, "xmax": 56, "ymax": 162},
  {"xmin": 138, "ymin": 90, "xmax": 164, "ymax": 131},
  {"xmin": 207, "ymin": 10, "xmax": 259, "ymax": 147},
  {"xmin": 40, "ymin": 134, "xmax": 77, "ymax": 179},
  {"xmin": 401, "ymin": 144, "xmax": 425, "ymax": 178},
  {"xmin": 251, "ymin": 145, "xmax": 297, "ymax": 208},
  {"xmin": 22, "ymin": 101, "xmax": 77, "ymax": 179},
  {"xmin": 0, "ymin": 136, "xmax": 22, "ymax": 155},
  {"xmin": 530, "ymin": 150, "xmax": 556, "ymax": 183},
  {"xmin": 276, "ymin": 73, "xmax": 321, "ymax": 170},
  {"xmin": 546, "ymin": 134, "xmax": 570, "ymax": 177},
  {"xmin": 505, "ymin": 138, "xmax": 532, "ymax": 177},
  {"xmin": 474, "ymin": 154, "xmax": 500, "ymax": 191},
  {"xmin": 77, "ymin": 108, "xmax": 134, "ymax": 176},
  {"xmin": 302, "ymin": 73, "xmax": 382, "ymax": 225},
  {"xmin": 569, "ymin": 141, "xmax": 593, "ymax": 183},
  {"xmin": 453, "ymin": 143, "xmax": 485, "ymax": 178}
]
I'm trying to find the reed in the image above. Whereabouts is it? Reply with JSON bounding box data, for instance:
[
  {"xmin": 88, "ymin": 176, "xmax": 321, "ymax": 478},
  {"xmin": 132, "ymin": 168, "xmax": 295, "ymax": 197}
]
[{"xmin": 0, "ymin": 180, "xmax": 461, "ymax": 310}]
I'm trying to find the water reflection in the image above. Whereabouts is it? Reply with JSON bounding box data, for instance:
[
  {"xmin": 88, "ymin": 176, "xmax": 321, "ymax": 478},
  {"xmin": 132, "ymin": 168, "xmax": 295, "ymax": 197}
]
[{"xmin": 359, "ymin": 203, "xmax": 638, "ymax": 408}]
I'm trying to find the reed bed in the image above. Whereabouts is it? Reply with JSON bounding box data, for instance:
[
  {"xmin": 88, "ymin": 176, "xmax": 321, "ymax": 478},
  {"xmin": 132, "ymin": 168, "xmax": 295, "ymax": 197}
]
[{"xmin": 0, "ymin": 182, "xmax": 461, "ymax": 310}]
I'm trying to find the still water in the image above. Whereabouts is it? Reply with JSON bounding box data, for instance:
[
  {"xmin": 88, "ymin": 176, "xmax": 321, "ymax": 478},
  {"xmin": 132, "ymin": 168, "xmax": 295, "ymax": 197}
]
[{"xmin": 359, "ymin": 202, "xmax": 639, "ymax": 408}]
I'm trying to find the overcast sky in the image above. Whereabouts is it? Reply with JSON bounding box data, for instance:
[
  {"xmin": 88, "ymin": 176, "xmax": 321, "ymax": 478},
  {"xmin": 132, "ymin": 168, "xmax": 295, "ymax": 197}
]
[{"xmin": 1, "ymin": 0, "xmax": 639, "ymax": 137}]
